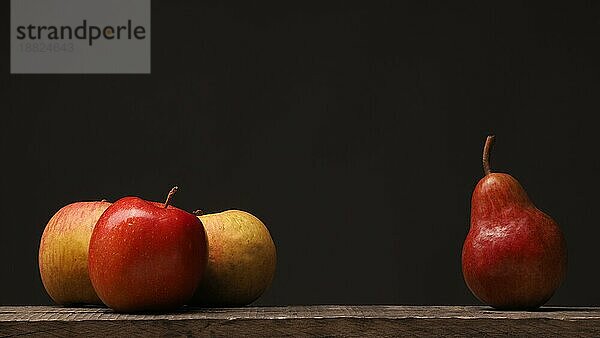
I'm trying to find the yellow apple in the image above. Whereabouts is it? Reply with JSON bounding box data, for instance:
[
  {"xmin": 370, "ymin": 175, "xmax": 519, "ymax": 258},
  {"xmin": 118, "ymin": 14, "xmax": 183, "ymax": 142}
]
[
  {"xmin": 39, "ymin": 201, "xmax": 110, "ymax": 305},
  {"xmin": 191, "ymin": 210, "xmax": 276, "ymax": 306}
]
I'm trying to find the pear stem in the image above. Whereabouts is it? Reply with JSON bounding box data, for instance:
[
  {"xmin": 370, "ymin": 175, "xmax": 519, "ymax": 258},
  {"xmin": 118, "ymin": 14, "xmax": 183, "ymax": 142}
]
[
  {"xmin": 193, "ymin": 209, "xmax": 204, "ymax": 216},
  {"xmin": 483, "ymin": 135, "xmax": 495, "ymax": 176},
  {"xmin": 164, "ymin": 186, "xmax": 179, "ymax": 208}
]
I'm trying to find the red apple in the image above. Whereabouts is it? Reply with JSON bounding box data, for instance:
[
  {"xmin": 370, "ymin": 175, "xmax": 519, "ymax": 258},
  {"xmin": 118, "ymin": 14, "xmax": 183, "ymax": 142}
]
[
  {"xmin": 88, "ymin": 187, "xmax": 207, "ymax": 312},
  {"xmin": 39, "ymin": 201, "xmax": 111, "ymax": 305}
]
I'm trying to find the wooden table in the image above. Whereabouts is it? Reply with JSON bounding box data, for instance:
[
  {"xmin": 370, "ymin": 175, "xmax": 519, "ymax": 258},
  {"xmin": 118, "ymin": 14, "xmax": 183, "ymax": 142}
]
[{"xmin": 1, "ymin": 305, "xmax": 599, "ymax": 337}]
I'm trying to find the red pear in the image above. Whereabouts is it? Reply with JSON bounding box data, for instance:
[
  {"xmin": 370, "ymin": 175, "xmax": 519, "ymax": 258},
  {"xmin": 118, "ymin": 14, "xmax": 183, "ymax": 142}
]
[{"xmin": 462, "ymin": 136, "xmax": 567, "ymax": 310}]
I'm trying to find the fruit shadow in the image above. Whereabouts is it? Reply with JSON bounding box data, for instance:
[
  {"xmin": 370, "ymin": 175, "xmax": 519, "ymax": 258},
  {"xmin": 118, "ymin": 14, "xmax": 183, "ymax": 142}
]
[
  {"xmin": 77, "ymin": 305, "xmax": 203, "ymax": 315},
  {"xmin": 108, "ymin": 308, "xmax": 195, "ymax": 315}
]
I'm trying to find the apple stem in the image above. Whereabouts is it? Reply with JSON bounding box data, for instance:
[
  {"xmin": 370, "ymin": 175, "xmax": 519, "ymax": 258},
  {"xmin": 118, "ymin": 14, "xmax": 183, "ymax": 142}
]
[
  {"xmin": 193, "ymin": 209, "xmax": 204, "ymax": 216},
  {"xmin": 164, "ymin": 186, "xmax": 179, "ymax": 208},
  {"xmin": 483, "ymin": 135, "xmax": 495, "ymax": 176}
]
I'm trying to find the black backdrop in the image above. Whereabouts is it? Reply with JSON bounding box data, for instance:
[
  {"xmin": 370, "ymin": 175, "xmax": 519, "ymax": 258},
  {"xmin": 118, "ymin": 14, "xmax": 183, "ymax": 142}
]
[{"xmin": 2, "ymin": 2, "xmax": 600, "ymax": 306}]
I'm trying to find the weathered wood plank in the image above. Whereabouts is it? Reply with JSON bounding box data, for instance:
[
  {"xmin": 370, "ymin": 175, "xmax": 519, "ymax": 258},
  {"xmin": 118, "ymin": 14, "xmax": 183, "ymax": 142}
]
[{"xmin": 1, "ymin": 306, "xmax": 599, "ymax": 337}]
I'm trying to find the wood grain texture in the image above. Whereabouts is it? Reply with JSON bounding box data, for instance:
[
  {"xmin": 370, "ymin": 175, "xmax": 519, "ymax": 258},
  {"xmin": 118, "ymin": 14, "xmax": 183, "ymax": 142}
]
[{"xmin": 1, "ymin": 306, "xmax": 599, "ymax": 337}]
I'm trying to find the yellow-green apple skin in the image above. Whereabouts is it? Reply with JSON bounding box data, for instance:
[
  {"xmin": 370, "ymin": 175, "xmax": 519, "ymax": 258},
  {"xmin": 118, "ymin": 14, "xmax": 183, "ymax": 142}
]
[
  {"xmin": 39, "ymin": 201, "xmax": 110, "ymax": 305},
  {"xmin": 191, "ymin": 210, "xmax": 276, "ymax": 306}
]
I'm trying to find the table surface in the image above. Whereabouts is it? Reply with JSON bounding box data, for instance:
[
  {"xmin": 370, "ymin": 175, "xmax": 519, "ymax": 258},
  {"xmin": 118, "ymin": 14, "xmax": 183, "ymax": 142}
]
[{"xmin": 2, "ymin": 305, "xmax": 599, "ymax": 337}]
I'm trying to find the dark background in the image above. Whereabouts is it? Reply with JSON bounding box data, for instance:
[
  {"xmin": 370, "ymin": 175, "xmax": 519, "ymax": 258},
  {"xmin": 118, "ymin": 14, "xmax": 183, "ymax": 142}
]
[{"xmin": 2, "ymin": 2, "xmax": 600, "ymax": 306}]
